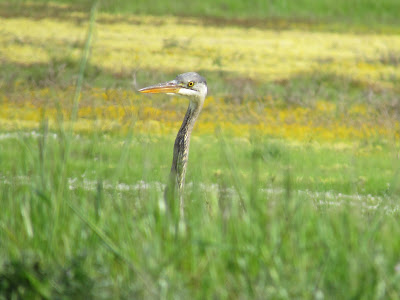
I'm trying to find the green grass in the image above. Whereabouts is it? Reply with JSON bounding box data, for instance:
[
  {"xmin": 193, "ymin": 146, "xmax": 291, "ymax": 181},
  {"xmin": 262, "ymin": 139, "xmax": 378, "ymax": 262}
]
[
  {"xmin": 4, "ymin": 0, "xmax": 400, "ymax": 29},
  {"xmin": 1, "ymin": 129, "xmax": 400, "ymax": 298}
]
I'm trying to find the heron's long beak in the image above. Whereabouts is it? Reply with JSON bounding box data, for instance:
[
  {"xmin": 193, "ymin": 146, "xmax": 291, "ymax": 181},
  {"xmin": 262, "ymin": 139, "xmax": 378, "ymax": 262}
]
[{"xmin": 138, "ymin": 80, "xmax": 181, "ymax": 94}]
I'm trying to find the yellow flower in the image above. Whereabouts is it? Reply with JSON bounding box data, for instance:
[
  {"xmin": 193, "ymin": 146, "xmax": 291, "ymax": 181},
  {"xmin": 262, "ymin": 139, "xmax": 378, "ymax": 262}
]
[{"xmin": 2, "ymin": 14, "xmax": 400, "ymax": 87}]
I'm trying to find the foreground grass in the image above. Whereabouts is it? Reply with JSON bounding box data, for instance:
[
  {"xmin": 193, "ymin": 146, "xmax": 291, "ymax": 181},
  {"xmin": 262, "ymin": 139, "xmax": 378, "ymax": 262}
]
[{"xmin": 1, "ymin": 130, "xmax": 400, "ymax": 298}]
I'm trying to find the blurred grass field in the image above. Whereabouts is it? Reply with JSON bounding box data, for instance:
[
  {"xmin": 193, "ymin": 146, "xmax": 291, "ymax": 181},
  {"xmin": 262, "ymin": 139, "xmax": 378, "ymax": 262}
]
[
  {"xmin": 1, "ymin": 1, "xmax": 400, "ymax": 299},
  {"xmin": 4, "ymin": 0, "xmax": 400, "ymax": 29}
]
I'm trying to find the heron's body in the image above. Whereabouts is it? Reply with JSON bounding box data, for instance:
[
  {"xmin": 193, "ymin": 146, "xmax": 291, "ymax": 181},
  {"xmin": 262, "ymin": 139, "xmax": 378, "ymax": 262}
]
[{"xmin": 139, "ymin": 72, "xmax": 207, "ymax": 218}]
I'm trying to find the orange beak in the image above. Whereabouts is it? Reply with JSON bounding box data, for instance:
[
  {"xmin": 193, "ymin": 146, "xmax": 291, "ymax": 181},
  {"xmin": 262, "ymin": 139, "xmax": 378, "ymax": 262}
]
[{"xmin": 138, "ymin": 80, "xmax": 181, "ymax": 94}]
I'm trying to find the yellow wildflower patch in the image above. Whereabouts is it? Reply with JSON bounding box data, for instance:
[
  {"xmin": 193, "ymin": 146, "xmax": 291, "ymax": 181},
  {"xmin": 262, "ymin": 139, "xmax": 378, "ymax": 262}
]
[
  {"xmin": 0, "ymin": 86, "xmax": 398, "ymax": 143},
  {"xmin": 1, "ymin": 12, "xmax": 399, "ymax": 144},
  {"xmin": 1, "ymin": 14, "xmax": 400, "ymax": 87}
]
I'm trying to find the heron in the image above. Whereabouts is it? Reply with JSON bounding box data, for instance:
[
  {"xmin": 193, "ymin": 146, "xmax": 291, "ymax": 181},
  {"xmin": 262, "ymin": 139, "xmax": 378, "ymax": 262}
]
[{"xmin": 138, "ymin": 72, "xmax": 208, "ymax": 219}]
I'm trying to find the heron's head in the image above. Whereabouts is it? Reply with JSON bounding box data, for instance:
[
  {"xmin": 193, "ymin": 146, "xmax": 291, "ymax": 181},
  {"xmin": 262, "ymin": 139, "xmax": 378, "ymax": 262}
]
[{"xmin": 139, "ymin": 72, "xmax": 207, "ymax": 102}]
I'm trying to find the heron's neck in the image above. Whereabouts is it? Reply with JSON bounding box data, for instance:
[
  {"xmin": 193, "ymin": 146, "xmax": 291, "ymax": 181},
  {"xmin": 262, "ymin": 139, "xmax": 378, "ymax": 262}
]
[
  {"xmin": 178, "ymin": 100, "xmax": 203, "ymax": 138},
  {"xmin": 170, "ymin": 97, "xmax": 204, "ymax": 189}
]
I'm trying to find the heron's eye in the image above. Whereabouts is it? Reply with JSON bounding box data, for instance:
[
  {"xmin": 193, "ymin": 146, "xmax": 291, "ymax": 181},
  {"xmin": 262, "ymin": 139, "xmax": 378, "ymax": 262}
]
[{"xmin": 188, "ymin": 81, "xmax": 194, "ymax": 87}]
